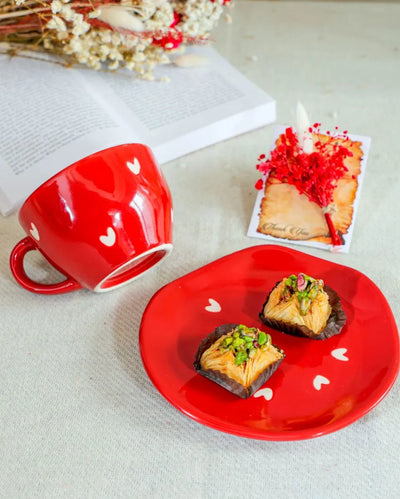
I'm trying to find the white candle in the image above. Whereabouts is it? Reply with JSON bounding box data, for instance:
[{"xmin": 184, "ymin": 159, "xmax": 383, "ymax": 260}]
[{"xmin": 296, "ymin": 102, "xmax": 314, "ymax": 154}]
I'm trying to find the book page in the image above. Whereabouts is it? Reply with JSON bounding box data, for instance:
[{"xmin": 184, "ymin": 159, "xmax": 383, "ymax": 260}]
[
  {"xmin": 0, "ymin": 57, "xmax": 138, "ymax": 215},
  {"xmin": 83, "ymin": 46, "xmax": 276, "ymax": 163}
]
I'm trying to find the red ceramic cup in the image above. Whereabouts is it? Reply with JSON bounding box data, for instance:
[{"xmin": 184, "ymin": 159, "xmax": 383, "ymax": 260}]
[{"xmin": 10, "ymin": 144, "xmax": 173, "ymax": 294}]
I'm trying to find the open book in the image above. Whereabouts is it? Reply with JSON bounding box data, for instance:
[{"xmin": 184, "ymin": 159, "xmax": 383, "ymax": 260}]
[{"xmin": 0, "ymin": 46, "xmax": 275, "ymax": 216}]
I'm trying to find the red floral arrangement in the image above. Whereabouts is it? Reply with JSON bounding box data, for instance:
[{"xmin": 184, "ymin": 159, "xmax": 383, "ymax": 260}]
[{"xmin": 255, "ymin": 124, "xmax": 353, "ymax": 246}]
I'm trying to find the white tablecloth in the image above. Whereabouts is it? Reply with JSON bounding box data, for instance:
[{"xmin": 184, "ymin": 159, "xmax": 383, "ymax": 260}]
[{"xmin": 1, "ymin": 2, "xmax": 399, "ymax": 497}]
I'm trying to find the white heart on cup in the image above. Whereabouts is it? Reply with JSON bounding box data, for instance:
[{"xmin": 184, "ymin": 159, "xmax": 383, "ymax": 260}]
[
  {"xmin": 99, "ymin": 227, "xmax": 116, "ymax": 247},
  {"xmin": 126, "ymin": 158, "xmax": 141, "ymax": 175},
  {"xmin": 313, "ymin": 375, "xmax": 330, "ymax": 391},
  {"xmin": 331, "ymin": 348, "xmax": 349, "ymax": 362},
  {"xmin": 254, "ymin": 387, "xmax": 273, "ymax": 401},
  {"xmin": 205, "ymin": 298, "xmax": 221, "ymax": 313},
  {"xmin": 30, "ymin": 222, "xmax": 40, "ymax": 241}
]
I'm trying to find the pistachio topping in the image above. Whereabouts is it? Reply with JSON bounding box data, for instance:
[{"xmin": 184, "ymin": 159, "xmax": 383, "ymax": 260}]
[
  {"xmin": 282, "ymin": 273, "xmax": 324, "ymax": 315},
  {"xmin": 218, "ymin": 325, "xmax": 272, "ymax": 366}
]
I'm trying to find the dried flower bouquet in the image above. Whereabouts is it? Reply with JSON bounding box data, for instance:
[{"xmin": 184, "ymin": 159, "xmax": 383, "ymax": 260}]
[{"xmin": 0, "ymin": 0, "xmax": 232, "ymax": 78}]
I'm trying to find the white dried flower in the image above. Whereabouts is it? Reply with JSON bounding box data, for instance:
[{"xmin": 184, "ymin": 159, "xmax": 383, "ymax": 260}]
[
  {"xmin": 98, "ymin": 45, "xmax": 111, "ymax": 59},
  {"xmin": 125, "ymin": 60, "xmax": 136, "ymax": 71},
  {"xmin": 142, "ymin": 72, "xmax": 155, "ymax": 81},
  {"xmin": 76, "ymin": 52, "xmax": 89, "ymax": 64},
  {"xmin": 173, "ymin": 54, "xmax": 208, "ymax": 67},
  {"xmin": 97, "ymin": 5, "xmax": 144, "ymax": 32},
  {"xmin": 109, "ymin": 47, "xmax": 123, "ymax": 61},
  {"xmin": 71, "ymin": 12, "xmax": 84, "ymax": 24},
  {"xmin": 47, "ymin": 16, "xmax": 67, "ymax": 32},
  {"xmin": 87, "ymin": 55, "xmax": 101, "ymax": 70},
  {"xmin": 68, "ymin": 36, "xmax": 82, "ymax": 53},
  {"xmin": 133, "ymin": 52, "xmax": 146, "ymax": 62},
  {"xmin": 43, "ymin": 38, "xmax": 53, "ymax": 50},
  {"xmin": 99, "ymin": 31, "xmax": 112, "ymax": 44},
  {"xmin": 108, "ymin": 60, "xmax": 120, "ymax": 70},
  {"xmin": 72, "ymin": 21, "xmax": 90, "ymax": 36},
  {"xmin": 159, "ymin": 54, "xmax": 170, "ymax": 64},
  {"xmin": 57, "ymin": 31, "xmax": 68, "ymax": 40},
  {"xmin": 59, "ymin": 4, "xmax": 74, "ymax": 21},
  {"xmin": 51, "ymin": 0, "xmax": 62, "ymax": 14},
  {"xmin": 133, "ymin": 0, "xmax": 157, "ymax": 20},
  {"xmin": 111, "ymin": 32, "xmax": 122, "ymax": 46}
]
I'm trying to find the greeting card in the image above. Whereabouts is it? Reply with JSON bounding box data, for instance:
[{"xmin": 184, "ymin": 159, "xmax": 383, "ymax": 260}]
[{"xmin": 248, "ymin": 104, "xmax": 371, "ymax": 253}]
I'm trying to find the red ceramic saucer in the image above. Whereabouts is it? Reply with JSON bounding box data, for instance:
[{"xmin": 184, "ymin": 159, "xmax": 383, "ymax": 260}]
[{"xmin": 139, "ymin": 245, "xmax": 399, "ymax": 440}]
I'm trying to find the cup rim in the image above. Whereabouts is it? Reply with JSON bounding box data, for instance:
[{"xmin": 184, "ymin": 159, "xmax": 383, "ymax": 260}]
[
  {"xmin": 20, "ymin": 143, "xmax": 149, "ymax": 212},
  {"xmin": 94, "ymin": 243, "xmax": 173, "ymax": 292}
]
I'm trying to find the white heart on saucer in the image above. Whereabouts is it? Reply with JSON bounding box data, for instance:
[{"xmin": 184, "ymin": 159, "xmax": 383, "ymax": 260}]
[
  {"xmin": 99, "ymin": 227, "xmax": 116, "ymax": 247},
  {"xmin": 254, "ymin": 387, "xmax": 273, "ymax": 401},
  {"xmin": 205, "ymin": 298, "xmax": 221, "ymax": 313},
  {"xmin": 30, "ymin": 222, "xmax": 40, "ymax": 241},
  {"xmin": 331, "ymin": 348, "xmax": 349, "ymax": 362},
  {"xmin": 126, "ymin": 158, "xmax": 141, "ymax": 175},
  {"xmin": 313, "ymin": 375, "xmax": 330, "ymax": 391}
]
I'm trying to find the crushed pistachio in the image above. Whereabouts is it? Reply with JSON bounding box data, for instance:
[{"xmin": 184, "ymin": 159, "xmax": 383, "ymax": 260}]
[
  {"xmin": 281, "ymin": 273, "xmax": 324, "ymax": 315},
  {"xmin": 219, "ymin": 325, "xmax": 271, "ymax": 366}
]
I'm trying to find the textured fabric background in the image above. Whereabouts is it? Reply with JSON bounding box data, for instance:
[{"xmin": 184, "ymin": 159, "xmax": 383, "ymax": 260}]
[{"xmin": 1, "ymin": 2, "xmax": 399, "ymax": 497}]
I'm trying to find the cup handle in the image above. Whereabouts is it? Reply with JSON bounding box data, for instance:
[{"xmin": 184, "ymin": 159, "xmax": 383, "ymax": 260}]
[{"xmin": 10, "ymin": 237, "xmax": 82, "ymax": 294}]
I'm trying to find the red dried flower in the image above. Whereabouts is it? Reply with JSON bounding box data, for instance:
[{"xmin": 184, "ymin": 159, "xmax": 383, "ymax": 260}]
[
  {"xmin": 255, "ymin": 125, "xmax": 353, "ymax": 245},
  {"xmin": 152, "ymin": 12, "xmax": 183, "ymax": 49}
]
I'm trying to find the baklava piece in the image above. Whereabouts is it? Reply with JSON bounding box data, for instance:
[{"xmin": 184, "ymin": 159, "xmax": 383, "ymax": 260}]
[
  {"xmin": 260, "ymin": 273, "xmax": 346, "ymax": 340},
  {"xmin": 194, "ymin": 323, "xmax": 284, "ymax": 398}
]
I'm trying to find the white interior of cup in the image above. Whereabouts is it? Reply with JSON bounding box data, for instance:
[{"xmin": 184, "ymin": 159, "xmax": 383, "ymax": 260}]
[{"xmin": 94, "ymin": 243, "xmax": 173, "ymax": 292}]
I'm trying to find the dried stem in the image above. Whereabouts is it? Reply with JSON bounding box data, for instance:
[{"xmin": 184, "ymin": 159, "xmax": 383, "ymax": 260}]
[{"xmin": 0, "ymin": 7, "xmax": 48, "ymax": 19}]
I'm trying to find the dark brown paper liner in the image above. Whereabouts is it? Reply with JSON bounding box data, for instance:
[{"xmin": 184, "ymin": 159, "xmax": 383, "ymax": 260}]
[
  {"xmin": 259, "ymin": 283, "xmax": 347, "ymax": 340},
  {"xmin": 193, "ymin": 323, "xmax": 285, "ymax": 399}
]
